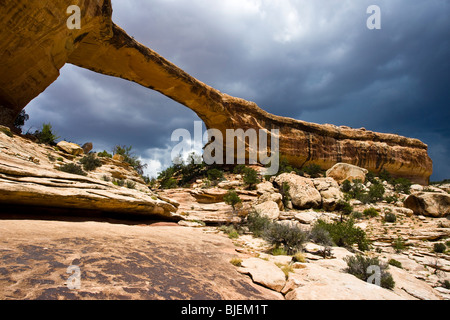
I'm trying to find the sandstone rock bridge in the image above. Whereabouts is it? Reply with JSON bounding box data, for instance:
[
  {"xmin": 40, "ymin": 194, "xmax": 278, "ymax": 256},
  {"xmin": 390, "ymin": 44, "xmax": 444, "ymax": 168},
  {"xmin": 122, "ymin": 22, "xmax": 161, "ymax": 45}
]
[{"xmin": 0, "ymin": 0, "xmax": 432, "ymax": 184}]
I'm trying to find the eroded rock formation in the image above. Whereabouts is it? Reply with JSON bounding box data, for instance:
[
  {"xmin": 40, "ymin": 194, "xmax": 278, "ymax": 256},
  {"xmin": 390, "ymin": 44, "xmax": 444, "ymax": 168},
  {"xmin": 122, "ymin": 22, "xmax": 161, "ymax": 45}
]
[{"xmin": 0, "ymin": 0, "xmax": 432, "ymax": 184}]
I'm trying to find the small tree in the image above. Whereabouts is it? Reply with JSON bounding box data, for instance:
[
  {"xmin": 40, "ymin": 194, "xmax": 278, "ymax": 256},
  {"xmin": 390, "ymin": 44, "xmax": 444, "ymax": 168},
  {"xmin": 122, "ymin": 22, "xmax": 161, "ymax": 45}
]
[
  {"xmin": 243, "ymin": 167, "xmax": 259, "ymax": 190},
  {"xmin": 14, "ymin": 109, "xmax": 29, "ymax": 132},
  {"xmin": 113, "ymin": 145, "xmax": 147, "ymax": 176},
  {"xmin": 224, "ymin": 190, "xmax": 242, "ymax": 213},
  {"xmin": 34, "ymin": 123, "xmax": 59, "ymax": 145}
]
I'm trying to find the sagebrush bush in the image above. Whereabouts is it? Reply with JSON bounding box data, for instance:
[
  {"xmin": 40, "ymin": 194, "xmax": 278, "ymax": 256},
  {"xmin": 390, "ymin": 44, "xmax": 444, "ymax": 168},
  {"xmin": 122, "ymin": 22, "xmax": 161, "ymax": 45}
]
[
  {"xmin": 246, "ymin": 211, "xmax": 272, "ymax": 237},
  {"xmin": 433, "ymin": 243, "xmax": 446, "ymax": 253},
  {"xmin": 262, "ymin": 222, "xmax": 307, "ymax": 255},
  {"xmin": 224, "ymin": 190, "xmax": 242, "ymax": 211},
  {"xmin": 243, "ymin": 167, "xmax": 259, "ymax": 190},
  {"xmin": 58, "ymin": 163, "xmax": 87, "ymax": 176},
  {"xmin": 384, "ymin": 212, "xmax": 397, "ymax": 223},
  {"xmin": 313, "ymin": 219, "xmax": 370, "ymax": 251},
  {"xmin": 80, "ymin": 154, "xmax": 102, "ymax": 171},
  {"xmin": 345, "ymin": 254, "xmax": 395, "ymax": 290},
  {"xmin": 97, "ymin": 150, "xmax": 112, "ymax": 158},
  {"xmin": 363, "ymin": 207, "xmax": 379, "ymax": 218}
]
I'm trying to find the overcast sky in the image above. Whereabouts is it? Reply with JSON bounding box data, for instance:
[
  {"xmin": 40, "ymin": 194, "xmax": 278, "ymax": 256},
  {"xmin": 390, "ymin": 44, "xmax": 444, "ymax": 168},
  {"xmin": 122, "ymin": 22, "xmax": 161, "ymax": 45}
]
[{"xmin": 25, "ymin": 0, "xmax": 450, "ymax": 180}]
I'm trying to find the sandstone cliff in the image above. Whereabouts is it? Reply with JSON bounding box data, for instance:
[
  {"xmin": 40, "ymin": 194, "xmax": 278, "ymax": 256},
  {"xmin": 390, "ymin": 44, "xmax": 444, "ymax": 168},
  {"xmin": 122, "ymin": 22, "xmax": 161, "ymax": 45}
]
[{"xmin": 0, "ymin": 0, "xmax": 432, "ymax": 184}]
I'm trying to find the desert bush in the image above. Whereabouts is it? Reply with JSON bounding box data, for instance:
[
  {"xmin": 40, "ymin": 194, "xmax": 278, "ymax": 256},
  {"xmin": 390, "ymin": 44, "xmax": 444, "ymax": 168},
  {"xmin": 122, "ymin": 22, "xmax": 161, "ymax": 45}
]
[
  {"xmin": 384, "ymin": 212, "xmax": 397, "ymax": 223},
  {"xmin": 243, "ymin": 167, "xmax": 259, "ymax": 190},
  {"xmin": 341, "ymin": 180, "xmax": 352, "ymax": 193},
  {"xmin": 384, "ymin": 195, "xmax": 398, "ymax": 204},
  {"xmin": 368, "ymin": 183, "xmax": 385, "ymax": 202},
  {"xmin": 344, "ymin": 254, "xmax": 395, "ymax": 290},
  {"xmin": 97, "ymin": 150, "xmax": 112, "ymax": 158},
  {"xmin": 224, "ymin": 190, "xmax": 242, "ymax": 211},
  {"xmin": 113, "ymin": 145, "xmax": 147, "ymax": 176},
  {"xmin": 433, "ymin": 243, "xmax": 446, "ymax": 254},
  {"xmin": 338, "ymin": 200, "xmax": 354, "ymax": 216},
  {"xmin": 233, "ymin": 164, "xmax": 248, "ymax": 174},
  {"xmin": 388, "ymin": 259, "xmax": 403, "ymax": 269},
  {"xmin": 392, "ymin": 237, "xmax": 407, "ymax": 253},
  {"xmin": 230, "ymin": 258, "xmax": 242, "ymax": 267},
  {"xmin": 363, "ymin": 207, "xmax": 379, "ymax": 218},
  {"xmin": 309, "ymin": 224, "xmax": 334, "ymax": 246},
  {"xmin": 246, "ymin": 210, "xmax": 272, "ymax": 237},
  {"xmin": 80, "ymin": 153, "xmax": 102, "ymax": 171},
  {"xmin": 262, "ymin": 222, "xmax": 307, "ymax": 255},
  {"xmin": 313, "ymin": 218, "xmax": 370, "ymax": 251},
  {"xmin": 112, "ymin": 178, "xmax": 125, "ymax": 187},
  {"xmin": 207, "ymin": 168, "xmax": 224, "ymax": 183},
  {"xmin": 378, "ymin": 169, "xmax": 392, "ymax": 183},
  {"xmin": 34, "ymin": 123, "xmax": 59, "ymax": 145},
  {"xmin": 126, "ymin": 180, "xmax": 136, "ymax": 189},
  {"xmin": 58, "ymin": 163, "xmax": 87, "ymax": 176},
  {"xmin": 280, "ymin": 182, "xmax": 291, "ymax": 208},
  {"xmin": 302, "ymin": 163, "xmax": 323, "ymax": 178},
  {"xmin": 393, "ymin": 178, "xmax": 412, "ymax": 194}
]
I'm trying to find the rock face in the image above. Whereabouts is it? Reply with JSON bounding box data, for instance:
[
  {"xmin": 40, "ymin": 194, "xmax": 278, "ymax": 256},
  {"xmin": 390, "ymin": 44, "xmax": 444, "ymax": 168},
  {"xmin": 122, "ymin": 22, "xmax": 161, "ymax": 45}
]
[
  {"xmin": 0, "ymin": 0, "xmax": 433, "ymax": 184},
  {"xmin": 326, "ymin": 162, "xmax": 368, "ymax": 184}
]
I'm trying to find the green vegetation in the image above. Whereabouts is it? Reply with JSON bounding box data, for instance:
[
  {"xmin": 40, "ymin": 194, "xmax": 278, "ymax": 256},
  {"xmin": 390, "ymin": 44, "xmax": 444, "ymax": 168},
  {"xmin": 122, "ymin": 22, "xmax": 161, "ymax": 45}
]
[
  {"xmin": 384, "ymin": 212, "xmax": 397, "ymax": 223},
  {"xmin": 302, "ymin": 163, "xmax": 324, "ymax": 178},
  {"xmin": 246, "ymin": 210, "xmax": 272, "ymax": 237},
  {"xmin": 206, "ymin": 168, "xmax": 224, "ymax": 184},
  {"xmin": 392, "ymin": 178, "xmax": 412, "ymax": 195},
  {"xmin": 433, "ymin": 242, "xmax": 447, "ymax": 254},
  {"xmin": 34, "ymin": 123, "xmax": 60, "ymax": 145},
  {"xmin": 262, "ymin": 222, "xmax": 307, "ymax": 255},
  {"xmin": 80, "ymin": 153, "xmax": 102, "ymax": 171},
  {"xmin": 363, "ymin": 207, "xmax": 379, "ymax": 218},
  {"xmin": 224, "ymin": 190, "xmax": 242, "ymax": 212},
  {"xmin": 0, "ymin": 126, "xmax": 13, "ymax": 137},
  {"xmin": 344, "ymin": 255, "xmax": 395, "ymax": 290},
  {"xmin": 113, "ymin": 145, "xmax": 147, "ymax": 176},
  {"xmin": 243, "ymin": 167, "xmax": 259, "ymax": 190},
  {"xmin": 13, "ymin": 109, "xmax": 29, "ymax": 132},
  {"xmin": 230, "ymin": 258, "xmax": 243, "ymax": 267},
  {"xmin": 280, "ymin": 182, "xmax": 291, "ymax": 208},
  {"xmin": 392, "ymin": 237, "xmax": 407, "ymax": 253},
  {"xmin": 97, "ymin": 150, "xmax": 112, "ymax": 158},
  {"xmin": 58, "ymin": 163, "xmax": 87, "ymax": 176},
  {"xmin": 126, "ymin": 180, "xmax": 136, "ymax": 189},
  {"xmin": 312, "ymin": 218, "xmax": 370, "ymax": 251},
  {"xmin": 388, "ymin": 259, "xmax": 403, "ymax": 269}
]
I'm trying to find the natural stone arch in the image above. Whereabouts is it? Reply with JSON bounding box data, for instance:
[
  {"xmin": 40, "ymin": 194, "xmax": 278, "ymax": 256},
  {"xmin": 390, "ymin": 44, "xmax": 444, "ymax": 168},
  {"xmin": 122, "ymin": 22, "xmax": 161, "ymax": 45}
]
[{"xmin": 0, "ymin": 0, "xmax": 432, "ymax": 184}]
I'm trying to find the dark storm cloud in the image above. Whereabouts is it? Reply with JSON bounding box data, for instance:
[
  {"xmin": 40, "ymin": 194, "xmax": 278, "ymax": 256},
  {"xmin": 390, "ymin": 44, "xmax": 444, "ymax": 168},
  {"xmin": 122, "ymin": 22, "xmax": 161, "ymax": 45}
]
[{"xmin": 25, "ymin": 0, "xmax": 449, "ymax": 179}]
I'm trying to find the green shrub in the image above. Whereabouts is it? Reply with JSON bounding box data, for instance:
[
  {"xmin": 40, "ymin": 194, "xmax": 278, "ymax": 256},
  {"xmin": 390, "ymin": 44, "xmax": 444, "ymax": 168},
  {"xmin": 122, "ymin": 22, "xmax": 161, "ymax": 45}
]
[
  {"xmin": 433, "ymin": 243, "xmax": 446, "ymax": 254},
  {"xmin": 230, "ymin": 258, "xmax": 242, "ymax": 267},
  {"xmin": 262, "ymin": 222, "xmax": 307, "ymax": 255},
  {"xmin": 309, "ymin": 224, "xmax": 334, "ymax": 246},
  {"xmin": 207, "ymin": 168, "xmax": 224, "ymax": 182},
  {"xmin": 0, "ymin": 126, "xmax": 13, "ymax": 137},
  {"xmin": 351, "ymin": 211, "xmax": 364, "ymax": 220},
  {"xmin": 243, "ymin": 167, "xmax": 259, "ymax": 190},
  {"xmin": 384, "ymin": 195, "xmax": 398, "ymax": 204},
  {"xmin": 58, "ymin": 163, "xmax": 87, "ymax": 176},
  {"xmin": 378, "ymin": 169, "xmax": 392, "ymax": 183},
  {"xmin": 113, "ymin": 145, "xmax": 147, "ymax": 176},
  {"xmin": 341, "ymin": 180, "xmax": 352, "ymax": 193},
  {"xmin": 392, "ymin": 237, "xmax": 407, "ymax": 253},
  {"xmin": 280, "ymin": 182, "xmax": 291, "ymax": 208},
  {"xmin": 246, "ymin": 210, "xmax": 272, "ymax": 237},
  {"xmin": 233, "ymin": 164, "xmax": 248, "ymax": 174},
  {"xmin": 344, "ymin": 254, "xmax": 395, "ymax": 290},
  {"xmin": 384, "ymin": 212, "xmax": 397, "ymax": 223},
  {"xmin": 34, "ymin": 123, "xmax": 59, "ymax": 145},
  {"xmin": 224, "ymin": 190, "xmax": 242, "ymax": 211},
  {"xmin": 97, "ymin": 150, "xmax": 112, "ymax": 158},
  {"xmin": 313, "ymin": 219, "xmax": 370, "ymax": 251},
  {"xmin": 338, "ymin": 200, "xmax": 354, "ymax": 216},
  {"xmin": 80, "ymin": 154, "xmax": 102, "ymax": 171},
  {"xmin": 126, "ymin": 180, "xmax": 136, "ymax": 189},
  {"xmin": 388, "ymin": 259, "xmax": 403, "ymax": 269},
  {"xmin": 272, "ymin": 247, "xmax": 288, "ymax": 256},
  {"xmin": 368, "ymin": 183, "xmax": 385, "ymax": 202},
  {"xmin": 112, "ymin": 178, "xmax": 125, "ymax": 187},
  {"xmin": 363, "ymin": 207, "xmax": 379, "ymax": 218},
  {"xmin": 393, "ymin": 178, "xmax": 412, "ymax": 194},
  {"xmin": 302, "ymin": 164, "xmax": 323, "ymax": 178}
]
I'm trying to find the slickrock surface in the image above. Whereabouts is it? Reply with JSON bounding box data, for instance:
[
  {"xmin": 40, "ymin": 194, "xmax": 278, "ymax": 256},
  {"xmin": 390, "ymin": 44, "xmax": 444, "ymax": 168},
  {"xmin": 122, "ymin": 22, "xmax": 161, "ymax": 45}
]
[
  {"xmin": 0, "ymin": 0, "xmax": 432, "ymax": 184},
  {"xmin": 0, "ymin": 220, "xmax": 281, "ymax": 300}
]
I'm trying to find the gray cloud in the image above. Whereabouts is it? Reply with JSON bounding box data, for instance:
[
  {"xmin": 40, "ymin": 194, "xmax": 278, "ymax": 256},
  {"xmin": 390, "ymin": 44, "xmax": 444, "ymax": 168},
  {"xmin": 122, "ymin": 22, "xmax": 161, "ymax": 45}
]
[{"xmin": 25, "ymin": 0, "xmax": 449, "ymax": 180}]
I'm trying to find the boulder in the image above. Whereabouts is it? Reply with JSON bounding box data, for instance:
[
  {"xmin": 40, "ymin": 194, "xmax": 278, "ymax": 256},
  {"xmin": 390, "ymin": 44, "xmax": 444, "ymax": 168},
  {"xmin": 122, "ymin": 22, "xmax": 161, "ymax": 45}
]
[
  {"xmin": 254, "ymin": 201, "xmax": 280, "ymax": 220},
  {"xmin": 274, "ymin": 173, "xmax": 322, "ymax": 209},
  {"xmin": 56, "ymin": 141, "xmax": 84, "ymax": 156},
  {"xmin": 313, "ymin": 177, "xmax": 344, "ymax": 210},
  {"xmin": 256, "ymin": 181, "xmax": 277, "ymax": 194},
  {"xmin": 190, "ymin": 188, "xmax": 227, "ymax": 204},
  {"xmin": 257, "ymin": 192, "xmax": 283, "ymax": 209},
  {"xmin": 326, "ymin": 163, "xmax": 368, "ymax": 184},
  {"xmin": 82, "ymin": 142, "xmax": 93, "ymax": 154},
  {"xmin": 404, "ymin": 192, "xmax": 450, "ymax": 217},
  {"xmin": 239, "ymin": 258, "xmax": 287, "ymax": 292}
]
